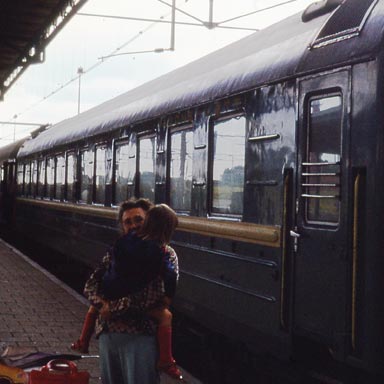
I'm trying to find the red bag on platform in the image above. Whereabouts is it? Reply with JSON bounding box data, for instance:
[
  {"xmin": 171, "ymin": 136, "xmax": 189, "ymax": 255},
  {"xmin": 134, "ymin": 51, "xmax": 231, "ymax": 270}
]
[{"xmin": 29, "ymin": 359, "xmax": 90, "ymax": 384}]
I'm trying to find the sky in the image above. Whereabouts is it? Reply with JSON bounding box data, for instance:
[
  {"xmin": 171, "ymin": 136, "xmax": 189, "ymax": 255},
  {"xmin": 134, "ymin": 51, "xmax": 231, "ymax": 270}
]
[{"xmin": 0, "ymin": 0, "xmax": 315, "ymax": 148}]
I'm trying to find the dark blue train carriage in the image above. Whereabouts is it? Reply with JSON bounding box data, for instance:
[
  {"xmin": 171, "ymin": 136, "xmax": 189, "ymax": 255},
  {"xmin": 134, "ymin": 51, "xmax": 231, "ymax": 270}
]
[{"xmin": 1, "ymin": 0, "xmax": 384, "ymax": 381}]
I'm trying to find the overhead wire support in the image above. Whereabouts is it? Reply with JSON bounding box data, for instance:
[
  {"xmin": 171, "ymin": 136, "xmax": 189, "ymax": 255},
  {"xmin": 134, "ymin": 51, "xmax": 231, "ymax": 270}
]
[
  {"xmin": 77, "ymin": 12, "xmax": 259, "ymax": 31},
  {"xmin": 208, "ymin": 0, "xmax": 214, "ymax": 29},
  {"xmin": 8, "ymin": 0, "xmax": 301, "ymax": 123},
  {"xmin": 99, "ymin": 0, "xmax": 175, "ymax": 59},
  {"xmin": 158, "ymin": 0, "xmax": 300, "ymax": 29},
  {"xmin": 157, "ymin": 0, "xmax": 206, "ymax": 24},
  {"xmin": 99, "ymin": 48, "xmax": 170, "ymax": 60},
  {"xmin": 171, "ymin": 0, "xmax": 176, "ymax": 50}
]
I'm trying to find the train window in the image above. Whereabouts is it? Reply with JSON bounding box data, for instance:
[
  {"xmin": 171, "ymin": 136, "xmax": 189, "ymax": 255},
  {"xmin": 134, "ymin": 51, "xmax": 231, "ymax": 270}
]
[
  {"xmin": 55, "ymin": 154, "xmax": 65, "ymax": 201},
  {"xmin": 80, "ymin": 148, "xmax": 94, "ymax": 204},
  {"xmin": 138, "ymin": 136, "xmax": 156, "ymax": 201},
  {"xmin": 114, "ymin": 135, "xmax": 137, "ymax": 204},
  {"xmin": 46, "ymin": 157, "xmax": 55, "ymax": 199},
  {"xmin": 37, "ymin": 158, "xmax": 46, "ymax": 197},
  {"xmin": 115, "ymin": 141, "xmax": 130, "ymax": 203},
  {"xmin": 31, "ymin": 160, "xmax": 38, "ymax": 197},
  {"xmin": 24, "ymin": 162, "xmax": 32, "ymax": 196},
  {"xmin": 66, "ymin": 151, "xmax": 77, "ymax": 202},
  {"xmin": 126, "ymin": 136, "xmax": 137, "ymax": 199},
  {"xmin": 95, "ymin": 145, "xmax": 107, "ymax": 205},
  {"xmin": 211, "ymin": 116, "xmax": 246, "ymax": 215},
  {"xmin": 170, "ymin": 128, "xmax": 193, "ymax": 211},
  {"xmin": 303, "ymin": 95, "xmax": 342, "ymax": 224},
  {"xmin": 16, "ymin": 163, "xmax": 24, "ymax": 195}
]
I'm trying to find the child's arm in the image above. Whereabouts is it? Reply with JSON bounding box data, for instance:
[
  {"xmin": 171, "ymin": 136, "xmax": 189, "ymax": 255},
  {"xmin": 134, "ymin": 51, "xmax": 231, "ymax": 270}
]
[
  {"xmin": 107, "ymin": 276, "xmax": 165, "ymax": 317},
  {"xmin": 84, "ymin": 252, "xmax": 165, "ymax": 317}
]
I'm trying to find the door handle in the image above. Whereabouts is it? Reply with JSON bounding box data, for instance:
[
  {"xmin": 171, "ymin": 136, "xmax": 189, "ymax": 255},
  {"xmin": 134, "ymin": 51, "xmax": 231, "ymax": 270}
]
[{"xmin": 290, "ymin": 229, "xmax": 300, "ymax": 252}]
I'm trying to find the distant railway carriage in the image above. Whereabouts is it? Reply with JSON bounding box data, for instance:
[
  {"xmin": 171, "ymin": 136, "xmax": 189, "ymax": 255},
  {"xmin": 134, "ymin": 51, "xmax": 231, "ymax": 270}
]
[{"xmin": 1, "ymin": 0, "xmax": 384, "ymax": 381}]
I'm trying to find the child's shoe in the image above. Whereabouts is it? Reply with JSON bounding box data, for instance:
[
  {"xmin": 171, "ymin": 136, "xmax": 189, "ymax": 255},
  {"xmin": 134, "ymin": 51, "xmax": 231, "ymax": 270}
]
[
  {"xmin": 70, "ymin": 339, "xmax": 89, "ymax": 354},
  {"xmin": 158, "ymin": 360, "xmax": 183, "ymax": 381}
]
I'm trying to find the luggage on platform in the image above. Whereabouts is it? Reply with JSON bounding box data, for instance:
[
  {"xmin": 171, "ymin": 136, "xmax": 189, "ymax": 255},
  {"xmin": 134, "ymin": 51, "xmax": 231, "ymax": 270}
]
[
  {"xmin": 0, "ymin": 363, "xmax": 28, "ymax": 384},
  {"xmin": 29, "ymin": 359, "xmax": 89, "ymax": 384}
]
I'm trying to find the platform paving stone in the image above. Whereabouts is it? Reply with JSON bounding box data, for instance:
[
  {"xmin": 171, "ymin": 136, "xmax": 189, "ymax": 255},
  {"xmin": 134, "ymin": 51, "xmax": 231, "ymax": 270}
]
[
  {"xmin": 0, "ymin": 238, "xmax": 201, "ymax": 384},
  {"xmin": 0, "ymin": 238, "xmax": 100, "ymax": 383}
]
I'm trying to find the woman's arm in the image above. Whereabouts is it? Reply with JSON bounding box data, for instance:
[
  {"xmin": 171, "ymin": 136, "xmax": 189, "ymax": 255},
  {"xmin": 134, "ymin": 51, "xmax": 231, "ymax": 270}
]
[{"xmin": 83, "ymin": 253, "xmax": 110, "ymax": 308}]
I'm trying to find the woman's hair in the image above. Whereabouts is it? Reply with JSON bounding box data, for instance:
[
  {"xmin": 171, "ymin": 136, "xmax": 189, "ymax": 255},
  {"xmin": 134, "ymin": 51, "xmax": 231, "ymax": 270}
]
[{"xmin": 138, "ymin": 204, "xmax": 178, "ymax": 245}]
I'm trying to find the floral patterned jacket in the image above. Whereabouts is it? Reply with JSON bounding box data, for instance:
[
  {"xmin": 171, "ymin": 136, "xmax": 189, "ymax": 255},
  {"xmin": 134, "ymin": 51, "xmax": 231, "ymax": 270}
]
[{"xmin": 83, "ymin": 245, "xmax": 178, "ymax": 337}]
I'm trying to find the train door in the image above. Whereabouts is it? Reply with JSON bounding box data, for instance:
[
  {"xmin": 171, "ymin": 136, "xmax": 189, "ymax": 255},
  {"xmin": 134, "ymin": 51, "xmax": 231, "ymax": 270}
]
[{"xmin": 293, "ymin": 70, "xmax": 350, "ymax": 355}]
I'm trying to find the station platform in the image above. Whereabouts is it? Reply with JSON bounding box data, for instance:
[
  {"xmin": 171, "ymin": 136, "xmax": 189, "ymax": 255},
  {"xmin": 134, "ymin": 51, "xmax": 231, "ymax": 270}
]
[{"xmin": 0, "ymin": 238, "xmax": 200, "ymax": 384}]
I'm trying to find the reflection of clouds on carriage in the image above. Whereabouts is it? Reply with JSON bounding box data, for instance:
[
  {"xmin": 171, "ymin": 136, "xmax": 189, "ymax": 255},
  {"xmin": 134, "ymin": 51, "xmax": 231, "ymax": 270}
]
[{"xmin": 1, "ymin": 0, "xmax": 384, "ymax": 381}]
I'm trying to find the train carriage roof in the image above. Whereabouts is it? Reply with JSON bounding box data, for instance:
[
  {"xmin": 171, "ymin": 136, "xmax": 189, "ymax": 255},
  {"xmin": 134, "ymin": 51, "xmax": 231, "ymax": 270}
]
[
  {"xmin": 0, "ymin": 137, "xmax": 29, "ymax": 167},
  {"xmin": 18, "ymin": 0, "xmax": 384, "ymax": 157}
]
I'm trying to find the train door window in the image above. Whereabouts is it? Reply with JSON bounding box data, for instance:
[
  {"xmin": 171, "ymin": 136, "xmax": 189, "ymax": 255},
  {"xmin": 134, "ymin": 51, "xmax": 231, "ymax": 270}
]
[
  {"xmin": 46, "ymin": 157, "xmax": 55, "ymax": 199},
  {"xmin": 37, "ymin": 158, "xmax": 46, "ymax": 197},
  {"xmin": 170, "ymin": 128, "xmax": 193, "ymax": 212},
  {"xmin": 138, "ymin": 135, "xmax": 156, "ymax": 201},
  {"xmin": 211, "ymin": 115, "xmax": 246, "ymax": 216},
  {"xmin": 115, "ymin": 140, "xmax": 130, "ymax": 203},
  {"xmin": 302, "ymin": 95, "xmax": 342, "ymax": 224},
  {"xmin": 80, "ymin": 148, "xmax": 94, "ymax": 204},
  {"xmin": 24, "ymin": 162, "xmax": 32, "ymax": 196},
  {"xmin": 55, "ymin": 154, "xmax": 65, "ymax": 201},
  {"xmin": 16, "ymin": 163, "xmax": 25, "ymax": 196},
  {"xmin": 95, "ymin": 144, "xmax": 107, "ymax": 205},
  {"xmin": 66, "ymin": 151, "xmax": 77, "ymax": 202}
]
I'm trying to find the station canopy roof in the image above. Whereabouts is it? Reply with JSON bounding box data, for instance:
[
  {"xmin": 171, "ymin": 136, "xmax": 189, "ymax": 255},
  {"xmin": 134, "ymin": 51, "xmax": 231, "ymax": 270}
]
[{"xmin": 0, "ymin": 0, "xmax": 88, "ymax": 101}]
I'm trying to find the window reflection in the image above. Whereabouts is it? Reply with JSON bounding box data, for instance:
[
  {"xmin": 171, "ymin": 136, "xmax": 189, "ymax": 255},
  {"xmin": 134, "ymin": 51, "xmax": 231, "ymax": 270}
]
[
  {"xmin": 17, "ymin": 164, "xmax": 24, "ymax": 195},
  {"xmin": 31, "ymin": 160, "xmax": 38, "ymax": 197},
  {"xmin": 212, "ymin": 116, "xmax": 245, "ymax": 215},
  {"xmin": 115, "ymin": 141, "xmax": 132, "ymax": 204},
  {"xmin": 25, "ymin": 163, "xmax": 31, "ymax": 196},
  {"xmin": 170, "ymin": 129, "xmax": 193, "ymax": 211},
  {"xmin": 139, "ymin": 137, "xmax": 156, "ymax": 201},
  {"xmin": 66, "ymin": 152, "xmax": 77, "ymax": 201},
  {"xmin": 46, "ymin": 157, "xmax": 55, "ymax": 199},
  {"xmin": 305, "ymin": 95, "xmax": 342, "ymax": 223},
  {"xmin": 80, "ymin": 149, "xmax": 94, "ymax": 203},
  {"xmin": 55, "ymin": 155, "xmax": 65, "ymax": 200},
  {"xmin": 37, "ymin": 159, "xmax": 45, "ymax": 197},
  {"xmin": 95, "ymin": 146, "xmax": 106, "ymax": 204}
]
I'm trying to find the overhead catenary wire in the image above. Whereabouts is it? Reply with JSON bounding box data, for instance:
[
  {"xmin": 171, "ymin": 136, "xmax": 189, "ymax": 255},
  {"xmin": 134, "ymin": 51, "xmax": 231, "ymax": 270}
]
[
  {"xmin": 4, "ymin": 0, "xmax": 304, "ymax": 129},
  {"xmin": 157, "ymin": 0, "xmax": 301, "ymax": 27},
  {"xmin": 7, "ymin": 16, "xmax": 163, "ymax": 121},
  {"xmin": 218, "ymin": 0, "xmax": 300, "ymax": 25},
  {"xmin": 78, "ymin": 12, "xmax": 259, "ymax": 31}
]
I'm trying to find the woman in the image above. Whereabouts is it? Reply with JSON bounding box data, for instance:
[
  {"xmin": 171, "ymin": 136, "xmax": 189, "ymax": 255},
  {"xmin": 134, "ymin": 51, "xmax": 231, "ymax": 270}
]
[{"xmin": 75, "ymin": 201, "xmax": 182, "ymax": 383}]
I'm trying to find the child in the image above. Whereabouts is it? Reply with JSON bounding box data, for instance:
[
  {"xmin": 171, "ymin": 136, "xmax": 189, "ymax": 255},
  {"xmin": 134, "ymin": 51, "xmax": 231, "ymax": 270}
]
[{"xmin": 71, "ymin": 204, "xmax": 182, "ymax": 380}]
